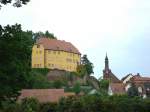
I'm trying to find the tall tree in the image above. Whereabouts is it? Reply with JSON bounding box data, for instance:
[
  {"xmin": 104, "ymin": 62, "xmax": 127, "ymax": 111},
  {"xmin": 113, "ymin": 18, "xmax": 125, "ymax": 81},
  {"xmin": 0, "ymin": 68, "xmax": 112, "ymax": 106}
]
[
  {"xmin": 0, "ymin": 24, "xmax": 33, "ymax": 105},
  {"xmin": 81, "ymin": 55, "xmax": 94, "ymax": 75},
  {"xmin": 0, "ymin": 0, "xmax": 30, "ymax": 8}
]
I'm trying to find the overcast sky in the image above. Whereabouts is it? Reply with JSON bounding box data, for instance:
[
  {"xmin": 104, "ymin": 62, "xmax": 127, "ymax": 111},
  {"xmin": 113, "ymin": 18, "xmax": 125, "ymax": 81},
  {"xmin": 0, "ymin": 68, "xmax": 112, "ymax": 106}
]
[{"xmin": 1, "ymin": 0, "xmax": 150, "ymax": 79}]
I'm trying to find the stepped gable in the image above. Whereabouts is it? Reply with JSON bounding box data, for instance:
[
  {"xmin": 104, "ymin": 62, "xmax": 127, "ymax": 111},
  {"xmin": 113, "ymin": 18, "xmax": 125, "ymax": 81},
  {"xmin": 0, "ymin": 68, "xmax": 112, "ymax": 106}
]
[
  {"xmin": 103, "ymin": 54, "xmax": 121, "ymax": 83},
  {"xmin": 37, "ymin": 37, "xmax": 81, "ymax": 54}
]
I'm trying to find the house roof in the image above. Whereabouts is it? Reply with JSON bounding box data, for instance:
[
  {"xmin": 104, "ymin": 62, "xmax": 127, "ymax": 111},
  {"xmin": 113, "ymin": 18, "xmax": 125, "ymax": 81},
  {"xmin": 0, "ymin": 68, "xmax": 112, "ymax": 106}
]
[
  {"xmin": 121, "ymin": 74, "xmax": 133, "ymax": 81},
  {"xmin": 18, "ymin": 89, "xmax": 74, "ymax": 103},
  {"xmin": 36, "ymin": 38, "xmax": 81, "ymax": 54},
  {"xmin": 131, "ymin": 75, "xmax": 150, "ymax": 83},
  {"xmin": 110, "ymin": 83, "xmax": 125, "ymax": 94}
]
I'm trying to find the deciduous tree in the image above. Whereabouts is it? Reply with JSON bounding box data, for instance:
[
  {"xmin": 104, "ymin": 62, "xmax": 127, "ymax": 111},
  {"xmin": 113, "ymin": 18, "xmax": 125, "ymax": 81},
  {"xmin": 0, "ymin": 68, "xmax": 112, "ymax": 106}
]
[{"xmin": 0, "ymin": 24, "xmax": 33, "ymax": 105}]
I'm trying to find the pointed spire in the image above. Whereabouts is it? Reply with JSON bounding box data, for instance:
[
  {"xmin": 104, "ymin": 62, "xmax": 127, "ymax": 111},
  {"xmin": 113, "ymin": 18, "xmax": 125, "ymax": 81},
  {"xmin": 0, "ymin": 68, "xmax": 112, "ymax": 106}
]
[
  {"xmin": 105, "ymin": 52, "xmax": 109, "ymax": 69},
  {"xmin": 105, "ymin": 52, "xmax": 108, "ymax": 60}
]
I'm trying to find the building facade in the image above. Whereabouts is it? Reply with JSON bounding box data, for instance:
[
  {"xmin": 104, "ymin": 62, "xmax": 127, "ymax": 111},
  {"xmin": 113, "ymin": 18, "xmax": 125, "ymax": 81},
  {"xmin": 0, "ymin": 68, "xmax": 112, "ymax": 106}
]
[{"xmin": 32, "ymin": 38, "xmax": 81, "ymax": 72}]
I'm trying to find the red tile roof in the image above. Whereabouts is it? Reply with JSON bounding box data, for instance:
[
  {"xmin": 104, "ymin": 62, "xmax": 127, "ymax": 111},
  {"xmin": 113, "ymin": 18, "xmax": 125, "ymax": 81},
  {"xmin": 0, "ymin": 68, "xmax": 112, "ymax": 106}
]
[
  {"xmin": 18, "ymin": 89, "xmax": 69, "ymax": 103},
  {"xmin": 110, "ymin": 83, "xmax": 125, "ymax": 94},
  {"xmin": 131, "ymin": 75, "xmax": 150, "ymax": 83},
  {"xmin": 37, "ymin": 38, "xmax": 81, "ymax": 54}
]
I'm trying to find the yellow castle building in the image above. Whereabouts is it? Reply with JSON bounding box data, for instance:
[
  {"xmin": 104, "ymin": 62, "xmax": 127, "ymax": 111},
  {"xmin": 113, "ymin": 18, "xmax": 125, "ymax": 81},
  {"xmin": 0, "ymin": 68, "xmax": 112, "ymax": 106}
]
[{"xmin": 32, "ymin": 38, "xmax": 81, "ymax": 72}]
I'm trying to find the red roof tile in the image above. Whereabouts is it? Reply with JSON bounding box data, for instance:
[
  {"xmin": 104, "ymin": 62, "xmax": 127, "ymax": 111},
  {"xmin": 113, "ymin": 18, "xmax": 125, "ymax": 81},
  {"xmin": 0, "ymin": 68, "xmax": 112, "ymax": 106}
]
[
  {"xmin": 37, "ymin": 38, "xmax": 81, "ymax": 54},
  {"xmin": 131, "ymin": 76, "xmax": 150, "ymax": 83}
]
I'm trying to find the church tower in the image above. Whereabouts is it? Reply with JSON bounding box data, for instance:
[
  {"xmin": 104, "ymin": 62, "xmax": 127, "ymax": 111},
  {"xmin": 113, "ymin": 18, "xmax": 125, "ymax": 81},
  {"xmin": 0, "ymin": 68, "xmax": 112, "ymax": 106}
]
[
  {"xmin": 103, "ymin": 53, "xmax": 111, "ymax": 80},
  {"xmin": 103, "ymin": 54, "xmax": 121, "ymax": 83}
]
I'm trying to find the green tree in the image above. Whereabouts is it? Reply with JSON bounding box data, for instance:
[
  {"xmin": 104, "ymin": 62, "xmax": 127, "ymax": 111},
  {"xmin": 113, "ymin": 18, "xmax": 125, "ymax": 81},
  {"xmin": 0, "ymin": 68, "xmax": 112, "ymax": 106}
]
[
  {"xmin": 52, "ymin": 80, "xmax": 64, "ymax": 89},
  {"xmin": 76, "ymin": 64, "xmax": 87, "ymax": 77},
  {"xmin": 0, "ymin": 24, "xmax": 33, "ymax": 105},
  {"xmin": 0, "ymin": 0, "xmax": 30, "ymax": 8},
  {"xmin": 99, "ymin": 79, "xmax": 109, "ymax": 96},
  {"xmin": 73, "ymin": 82, "xmax": 81, "ymax": 95},
  {"xmin": 21, "ymin": 98, "xmax": 40, "ymax": 112},
  {"xmin": 33, "ymin": 31, "xmax": 56, "ymax": 42},
  {"xmin": 81, "ymin": 55, "xmax": 94, "ymax": 75}
]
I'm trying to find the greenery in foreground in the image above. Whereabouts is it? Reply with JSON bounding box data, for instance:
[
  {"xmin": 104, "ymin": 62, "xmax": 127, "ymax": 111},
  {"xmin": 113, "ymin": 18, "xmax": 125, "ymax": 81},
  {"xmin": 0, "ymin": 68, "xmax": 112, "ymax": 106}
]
[
  {"xmin": 1, "ymin": 95, "xmax": 150, "ymax": 112},
  {"xmin": 0, "ymin": 24, "xmax": 57, "ymax": 106}
]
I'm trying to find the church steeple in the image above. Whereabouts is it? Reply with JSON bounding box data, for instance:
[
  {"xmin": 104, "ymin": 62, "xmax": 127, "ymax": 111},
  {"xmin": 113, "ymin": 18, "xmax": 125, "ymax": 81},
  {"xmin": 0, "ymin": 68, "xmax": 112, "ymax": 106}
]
[{"xmin": 105, "ymin": 53, "xmax": 109, "ymax": 70}]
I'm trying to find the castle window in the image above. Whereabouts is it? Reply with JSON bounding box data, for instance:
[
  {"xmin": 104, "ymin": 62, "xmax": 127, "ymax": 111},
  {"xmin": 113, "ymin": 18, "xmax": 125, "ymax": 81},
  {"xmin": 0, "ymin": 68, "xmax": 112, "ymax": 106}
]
[{"xmin": 58, "ymin": 51, "xmax": 60, "ymax": 54}]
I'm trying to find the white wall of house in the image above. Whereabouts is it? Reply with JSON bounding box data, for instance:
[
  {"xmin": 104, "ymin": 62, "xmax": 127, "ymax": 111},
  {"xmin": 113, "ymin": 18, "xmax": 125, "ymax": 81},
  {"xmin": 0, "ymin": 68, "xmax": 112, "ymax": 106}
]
[
  {"xmin": 125, "ymin": 83, "xmax": 131, "ymax": 91},
  {"xmin": 123, "ymin": 74, "xmax": 133, "ymax": 84},
  {"xmin": 108, "ymin": 85, "xmax": 113, "ymax": 95}
]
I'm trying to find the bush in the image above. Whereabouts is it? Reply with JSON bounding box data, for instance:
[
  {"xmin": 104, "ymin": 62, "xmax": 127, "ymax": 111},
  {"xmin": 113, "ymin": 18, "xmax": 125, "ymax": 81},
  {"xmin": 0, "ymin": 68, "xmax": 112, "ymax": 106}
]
[
  {"xmin": 1, "ymin": 100, "xmax": 21, "ymax": 112},
  {"xmin": 21, "ymin": 98, "xmax": 40, "ymax": 112},
  {"xmin": 39, "ymin": 102, "xmax": 57, "ymax": 112}
]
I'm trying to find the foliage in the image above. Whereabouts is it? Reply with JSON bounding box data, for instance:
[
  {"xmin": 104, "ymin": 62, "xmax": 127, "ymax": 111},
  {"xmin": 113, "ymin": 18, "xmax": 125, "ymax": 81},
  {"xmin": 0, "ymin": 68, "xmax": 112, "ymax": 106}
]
[
  {"xmin": 0, "ymin": 24, "xmax": 33, "ymax": 105},
  {"xmin": 1, "ymin": 95, "xmax": 150, "ymax": 112},
  {"xmin": 1, "ymin": 100, "xmax": 21, "ymax": 112},
  {"xmin": 39, "ymin": 102, "xmax": 57, "ymax": 112},
  {"xmin": 99, "ymin": 79, "xmax": 109, "ymax": 90},
  {"xmin": 52, "ymin": 80, "xmax": 64, "ymax": 89},
  {"xmin": 76, "ymin": 64, "xmax": 87, "ymax": 77},
  {"xmin": 72, "ymin": 82, "xmax": 81, "ymax": 95},
  {"xmin": 31, "ymin": 68, "xmax": 49, "ymax": 76},
  {"xmin": 0, "ymin": 0, "xmax": 30, "ymax": 8},
  {"xmin": 98, "ymin": 79, "xmax": 109, "ymax": 96},
  {"xmin": 79, "ymin": 54, "xmax": 94, "ymax": 76},
  {"xmin": 33, "ymin": 31, "xmax": 56, "ymax": 42},
  {"xmin": 21, "ymin": 98, "xmax": 40, "ymax": 112},
  {"xmin": 27, "ymin": 68, "xmax": 58, "ymax": 89}
]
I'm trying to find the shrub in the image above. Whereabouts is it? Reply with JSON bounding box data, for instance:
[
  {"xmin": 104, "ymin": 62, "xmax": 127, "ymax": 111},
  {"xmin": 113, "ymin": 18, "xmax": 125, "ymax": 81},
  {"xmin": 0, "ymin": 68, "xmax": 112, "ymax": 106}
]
[{"xmin": 21, "ymin": 98, "xmax": 40, "ymax": 112}]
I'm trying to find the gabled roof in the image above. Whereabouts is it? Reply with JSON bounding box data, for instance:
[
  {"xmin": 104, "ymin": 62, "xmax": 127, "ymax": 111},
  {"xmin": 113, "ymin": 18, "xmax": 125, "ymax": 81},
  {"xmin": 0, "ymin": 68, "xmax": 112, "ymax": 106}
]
[
  {"xmin": 121, "ymin": 74, "xmax": 133, "ymax": 81},
  {"xmin": 109, "ymin": 83, "xmax": 125, "ymax": 94},
  {"xmin": 36, "ymin": 38, "xmax": 81, "ymax": 54},
  {"xmin": 18, "ymin": 89, "xmax": 74, "ymax": 103},
  {"xmin": 110, "ymin": 72, "xmax": 121, "ymax": 83}
]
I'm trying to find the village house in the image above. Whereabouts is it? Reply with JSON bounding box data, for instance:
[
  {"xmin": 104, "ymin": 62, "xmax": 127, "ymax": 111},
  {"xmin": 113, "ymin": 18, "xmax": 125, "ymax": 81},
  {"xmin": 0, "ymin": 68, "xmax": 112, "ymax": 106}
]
[{"xmin": 123, "ymin": 73, "xmax": 150, "ymax": 98}]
